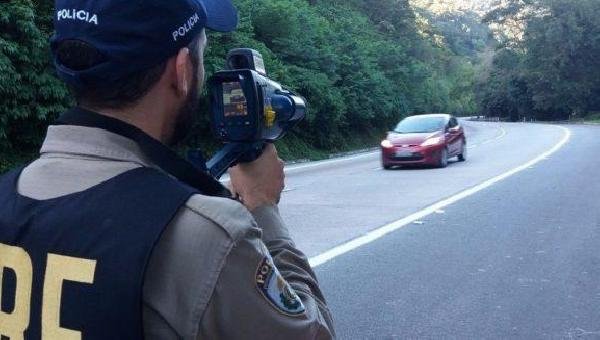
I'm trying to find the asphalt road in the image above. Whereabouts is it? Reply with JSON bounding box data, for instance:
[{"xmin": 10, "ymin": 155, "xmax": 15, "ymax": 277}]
[
  {"xmin": 278, "ymin": 121, "xmax": 600, "ymax": 339},
  {"xmin": 281, "ymin": 120, "xmax": 565, "ymax": 257}
]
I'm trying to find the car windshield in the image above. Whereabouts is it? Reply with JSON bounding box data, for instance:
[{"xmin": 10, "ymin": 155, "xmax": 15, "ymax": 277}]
[{"xmin": 394, "ymin": 117, "xmax": 446, "ymax": 134}]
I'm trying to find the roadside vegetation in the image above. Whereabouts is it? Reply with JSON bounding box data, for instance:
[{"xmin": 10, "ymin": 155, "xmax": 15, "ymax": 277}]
[
  {"xmin": 1, "ymin": 0, "xmax": 599, "ymax": 172},
  {"xmin": 478, "ymin": 0, "xmax": 600, "ymax": 122},
  {"xmin": 585, "ymin": 113, "xmax": 600, "ymax": 124},
  {"xmin": 0, "ymin": 0, "xmax": 489, "ymax": 171}
]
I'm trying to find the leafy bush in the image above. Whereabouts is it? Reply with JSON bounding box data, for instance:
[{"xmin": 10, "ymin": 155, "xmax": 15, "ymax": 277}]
[
  {"xmin": 479, "ymin": 0, "xmax": 600, "ymax": 121},
  {"xmin": 0, "ymin": 0, "xmax": 71, "ymax": 152}
]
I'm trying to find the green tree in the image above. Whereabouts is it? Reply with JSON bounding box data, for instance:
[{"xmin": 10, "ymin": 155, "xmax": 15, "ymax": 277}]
[
  {"xmin": 479, "ymin": 0, "xmax": 600, "ymax": 120},
  {"xmin": 0, "ymin": 0, "xmax": 71, "ymax": 171},
  {"xmin": 1, "ymin": 0, "xmax": 486, "ymax": 171}
]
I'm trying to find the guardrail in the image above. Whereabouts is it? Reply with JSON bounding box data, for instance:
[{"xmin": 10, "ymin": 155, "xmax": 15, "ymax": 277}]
[
  {"xmin": 468, "ymin": 116, "xmax": 540, "ymax": 123},
  {"xmin": 468, "ymin": 116, "xmax": 504, "ymax": 122}
]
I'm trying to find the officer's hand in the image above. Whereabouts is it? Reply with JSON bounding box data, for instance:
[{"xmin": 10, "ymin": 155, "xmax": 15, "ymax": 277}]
[{"xmin": 229, "ymin": 144, "xmax": 285, "ymax": 212}]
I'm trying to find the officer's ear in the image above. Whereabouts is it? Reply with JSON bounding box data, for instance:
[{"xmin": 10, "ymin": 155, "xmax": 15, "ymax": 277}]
[{"xmin": 174, "ymin": 46, "xmax": 194, "ymax": 98}]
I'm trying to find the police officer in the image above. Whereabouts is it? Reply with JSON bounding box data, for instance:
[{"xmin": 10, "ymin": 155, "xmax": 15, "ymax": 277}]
[{"xmin": 0, "ymin": 0, "xmax": 335, "ymax": 339}]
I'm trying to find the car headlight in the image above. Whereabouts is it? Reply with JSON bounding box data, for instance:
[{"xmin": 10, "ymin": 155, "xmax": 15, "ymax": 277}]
[
  {"xmin": 421, "ymin": 137, "xmax": 443, "ymax": 147},
  {"xmin": 381, "ymin": 140, "xmax": 394, "ymax": 148}
]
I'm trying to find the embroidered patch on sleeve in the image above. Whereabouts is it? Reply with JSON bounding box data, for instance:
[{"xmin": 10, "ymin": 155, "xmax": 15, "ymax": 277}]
[{"xmin": 255, "ymin": 256, "xmax": 306, "ymax": 316}]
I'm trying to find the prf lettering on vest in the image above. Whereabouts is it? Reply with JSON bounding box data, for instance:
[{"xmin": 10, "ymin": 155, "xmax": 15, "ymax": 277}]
[
  {"xmin": 0, "ymin": 243, "xmax": 97, "ymax": 340},
  {"xmin": 172, "ymin": 12, "xmax": 200, "ymax": 42},
  {"xmin": 0, "ymin": 244, "xmax": 32, "ymax": 340},
  {"xmin": 57, "ymin": 9, "xmax": 99, "ymax": 25}
]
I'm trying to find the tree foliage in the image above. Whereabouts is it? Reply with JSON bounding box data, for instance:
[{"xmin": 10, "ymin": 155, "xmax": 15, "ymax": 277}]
[
  {"xmin": 479, "ymin": 0, "xmax": 600, "ymax": 120},
  {"xmin": 0, "ymin": 0, "xmax": 71, "ymax": 161},
  {"xmin": 1, "ymin": 0, "xmax": 486, "ymax": 171}
]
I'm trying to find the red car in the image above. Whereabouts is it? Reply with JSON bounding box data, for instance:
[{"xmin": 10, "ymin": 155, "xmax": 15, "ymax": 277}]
[{"xmin": 381, "ymin": 114, "xmax": 467, "ymax": 169}]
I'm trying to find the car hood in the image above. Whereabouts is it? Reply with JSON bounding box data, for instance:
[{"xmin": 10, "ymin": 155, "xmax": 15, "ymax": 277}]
[{"xmin": 387, "ymin": 131, "xmax": 442, "ymax": 145}]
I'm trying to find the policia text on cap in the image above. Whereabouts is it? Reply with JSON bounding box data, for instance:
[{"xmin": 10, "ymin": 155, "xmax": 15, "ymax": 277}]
[{"xmin": 0, "ymin": 0, "xmax": 335, "ymax": 339}]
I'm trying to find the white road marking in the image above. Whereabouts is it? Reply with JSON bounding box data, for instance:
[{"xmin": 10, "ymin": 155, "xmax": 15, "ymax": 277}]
[
  {"xmin": 309, "ymin": 126, "xmax": 572, "ymax": 268},
  {"xmin": 222, "ymin": 123, "xmax": 504, "ymax": 181},
  {"xmin": 285, "ymin": 151, "xmax": 378, "ymax": 173},
  {"xmin": 219, "ymin": 150, "xmax": 378, "ymax": 183},
  {"xmin": 468, "ymin": 125, "xmax": 507, "ymax": 149},
  {"xmin": 481, "ymin": 126, "xmax": 507, "ymax": 145}
]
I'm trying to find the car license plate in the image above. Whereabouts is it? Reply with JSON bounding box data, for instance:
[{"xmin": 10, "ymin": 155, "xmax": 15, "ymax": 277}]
[{"xmin": 395, "ymin": 150, "xmax": 412, "ymax": 157}]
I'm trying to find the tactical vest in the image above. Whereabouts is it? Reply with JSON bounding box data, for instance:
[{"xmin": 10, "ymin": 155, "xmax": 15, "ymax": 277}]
[{"xmin": 0, "ymin": 166, "xmax": 197, "ymax": 339}]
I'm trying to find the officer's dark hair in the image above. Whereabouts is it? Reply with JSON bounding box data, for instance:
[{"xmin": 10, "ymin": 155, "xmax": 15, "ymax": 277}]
[{"xmin": 56, "ymin": 35, "xmax": 202, "ymax": 110}]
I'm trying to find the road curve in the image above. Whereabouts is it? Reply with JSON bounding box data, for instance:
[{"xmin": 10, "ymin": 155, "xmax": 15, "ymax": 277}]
[
  {"xmin": 281, "ymin": 120, "xmax": 567, "ymax": 258},
  {"xmin": 285, "ymin": 123, "xmax": 600, "ymax": 339}
]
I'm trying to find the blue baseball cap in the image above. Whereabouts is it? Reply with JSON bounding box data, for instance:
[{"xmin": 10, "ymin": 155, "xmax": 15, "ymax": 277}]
[{"xmin": 51, "ymin": 0, "xmax": 238, "ymax": 86}]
